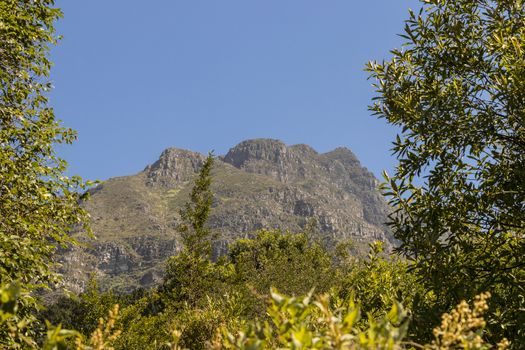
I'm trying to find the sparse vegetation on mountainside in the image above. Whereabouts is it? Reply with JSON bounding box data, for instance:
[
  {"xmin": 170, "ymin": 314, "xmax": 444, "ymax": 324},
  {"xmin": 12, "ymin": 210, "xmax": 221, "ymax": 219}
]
[{"xmin": 59, "ymin": 140, "xmax": 390, "ymax": 293}]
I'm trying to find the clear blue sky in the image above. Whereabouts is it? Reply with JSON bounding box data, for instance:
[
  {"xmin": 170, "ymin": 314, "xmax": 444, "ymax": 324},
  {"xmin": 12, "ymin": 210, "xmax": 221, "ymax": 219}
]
[{"xmin": 52, "ymin": 0, "xmax": 421, "ymax": 181}]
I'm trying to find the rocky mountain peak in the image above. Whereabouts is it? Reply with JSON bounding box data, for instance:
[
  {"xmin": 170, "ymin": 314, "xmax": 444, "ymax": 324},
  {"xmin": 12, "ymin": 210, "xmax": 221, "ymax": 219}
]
[
  {"xmin": 60, "ymin": 139, "xmax": 392, "ymax": 293},
  {"xmin": 222, "ymin": 139, "xmax": 296, "ymax": 182},
  {"xmin": 222, "ymin": 139, "xmax": 368, "ymax": 187},
  {"xmin": 144, "ymin": 147, "xmax": 204, "ymax": 187},
  {"xmin": 222, "ymin": 138, "xmax": 288, "ymax": 168},
  {"xmin": 323, "ymin": 147, "xmax": 360, "ymax": 166},
  {"xmin": 289, "ymin": 144, "xmax": 318, "ymax": 157}
]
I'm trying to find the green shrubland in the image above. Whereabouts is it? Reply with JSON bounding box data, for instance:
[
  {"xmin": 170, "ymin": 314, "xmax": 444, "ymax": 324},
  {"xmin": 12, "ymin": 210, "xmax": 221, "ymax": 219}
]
[{"xmin": 34, "ymin": 152, "xmax": 511, "ymax": 349}]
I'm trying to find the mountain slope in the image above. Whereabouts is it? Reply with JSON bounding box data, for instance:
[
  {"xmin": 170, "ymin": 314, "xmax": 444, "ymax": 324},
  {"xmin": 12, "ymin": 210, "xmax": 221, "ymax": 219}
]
[{"xmin": 59, "ymin": 139, "xmax": 392, "ymax": 292}]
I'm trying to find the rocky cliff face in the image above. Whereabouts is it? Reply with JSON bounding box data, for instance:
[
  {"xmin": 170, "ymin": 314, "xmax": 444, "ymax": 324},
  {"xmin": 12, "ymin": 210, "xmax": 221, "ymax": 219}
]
[
  {"xmin": 145, "ymin": 148, "xmax": 205, "ymax": 187},
  {"xmin": 59, "ymin": 139, "xmax": 392, "ymax": 293}
]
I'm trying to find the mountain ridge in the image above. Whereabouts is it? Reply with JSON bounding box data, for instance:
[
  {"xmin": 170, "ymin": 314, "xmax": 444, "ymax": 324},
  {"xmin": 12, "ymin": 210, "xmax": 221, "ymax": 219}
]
[{"xmin": 58, "ymin": 138, "xmax": 392, "ymax": 292}]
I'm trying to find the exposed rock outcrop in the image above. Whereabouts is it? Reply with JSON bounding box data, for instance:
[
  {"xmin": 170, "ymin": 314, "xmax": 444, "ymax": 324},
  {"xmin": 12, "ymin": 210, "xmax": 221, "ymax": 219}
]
[{"xmin": 58, "ymin": 139, "xmax": 391, "ymax": 293}]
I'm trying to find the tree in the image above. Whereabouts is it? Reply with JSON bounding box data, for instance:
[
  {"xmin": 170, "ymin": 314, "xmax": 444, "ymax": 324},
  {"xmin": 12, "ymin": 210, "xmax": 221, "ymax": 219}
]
[
  {"xmin": 163, "ymin": 153, "xmax": 226, "ymax": 306},
  {"xmin": 366, "ymin": 0, "xmax": 524, "ymax": 345},
  {"xmin": 177, "ymin": 152, "xmax": 216, "ymax": 260},
  {"xmin": 338, "ymin": 241, "xmax": 427, "ymax": 323},
  {"xmin": 0, "ymin": 0, "xmax": 90, "ymax": 346},
  {"xmin": 228, "ymin": 229, "xmax": 336, "ymax": 315}
]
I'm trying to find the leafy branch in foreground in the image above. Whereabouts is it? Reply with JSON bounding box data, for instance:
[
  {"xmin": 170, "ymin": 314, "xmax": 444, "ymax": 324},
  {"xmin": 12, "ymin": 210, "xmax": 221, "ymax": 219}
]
[
  {"xmin": 366, "ymin": 0, "xmax": 525, "ymax": 344},
  {"xmin": 427, "ymin": 292, "xmax": 508, "ymax": 350},
  {"xmin": 1, "ymin": 0, "xmax": 92, "ymax": 347},
  {"xmin": 215, "ymin": 290, "xmax": 508, "ymax": 350}
]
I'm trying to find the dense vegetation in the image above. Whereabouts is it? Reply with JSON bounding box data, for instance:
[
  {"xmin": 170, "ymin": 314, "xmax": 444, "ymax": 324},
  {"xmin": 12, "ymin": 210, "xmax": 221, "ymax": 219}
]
[
  {"xmin": 0, "ymin": 0, "xmax": 91, "ymax": 347},
  {"xmin": 366, "ymin": 0, "xmax": 524, "ymax": 344},
  {"xmin": 36, "ymin": 154, "xmax": 511, "ymax": 349},
  {"xmin": 1, "ymin": 0, "xmax": 523, "ymax": 349}
]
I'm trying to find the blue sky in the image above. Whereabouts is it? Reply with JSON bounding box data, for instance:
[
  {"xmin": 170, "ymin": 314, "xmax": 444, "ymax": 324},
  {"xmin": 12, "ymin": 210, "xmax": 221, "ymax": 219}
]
[{"xmin": 52, "ymin": 0, "xmax": 421, "ymax": 181}]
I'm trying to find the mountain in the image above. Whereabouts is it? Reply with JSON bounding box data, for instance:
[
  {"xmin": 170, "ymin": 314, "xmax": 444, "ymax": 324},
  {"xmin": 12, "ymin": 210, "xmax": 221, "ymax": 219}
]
[{"xmin": 59, "ymin": 139, "xmax": 392, "ymax": 292}]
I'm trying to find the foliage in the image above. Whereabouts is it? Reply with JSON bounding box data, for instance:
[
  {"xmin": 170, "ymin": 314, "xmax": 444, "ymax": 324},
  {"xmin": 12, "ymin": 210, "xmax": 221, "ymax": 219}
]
[
  {"xmin": 112, "ymin": 292, "xmax": 173, "ymax": 350},
  {"xmin": 0, "ymin": 283, "xmax": 39, "ymax": 348},
  {"xmin": 178, "ymin": 153, "xmax": 215, "ymax": 259},
  {"xmin": 113, "ymin": 238, "xmax": 425, "ymax": 349},
  {"xmin": 0, "ymin": 0, "xmax": 92, "ymax": 346},
  {"xmin": 338, "ymin": 241, "xmax": 430, "ymax": 325},
  {"xmin": 168, "ymin": 293, "xmax": 247, "ymax": 350},
  {"xmin": 78, "ymin": 304, "xmax": 121, "ymax": 350},
  {"xmin": 0, "ymin": 0, "xmax": 91, "ymax": 286},
  {"xmin": 7, "ymin": 280, "xmax": 511, "ymax": 350},
  {"xmin": 41, "ymin": 323, "xmax": 79, "ymax": 350},
  {"xmin": 426, "ymin": 292, "xmax": 508, "ymax": 350},
  {"xmin": 39, "ymin": 278, "xmax": 120, "ymax": 337},
  {"xmin": 113, "ymin": 281, "xmax": 248, "ymax": 349},
  {"xmin": 366, "ymin": 0, "xmax": 525, "ymax": 344},
  {"xmin": 162, "ymin": 153, "xmax": 227, "ymax": 308},
  {"xmin": 228, "ymin": 229, "xmax": 337, "ymax": 315},
  {"xmin": 218, "ymin": 289, "xmax": 508, "ymax": 350},
  {"xmin": 2, "ymin": 283, "xmax": 123, "ymax": 350},
  {"xmin": 43, "ymin": 304, "xmax": 121, "ymax": 350}
]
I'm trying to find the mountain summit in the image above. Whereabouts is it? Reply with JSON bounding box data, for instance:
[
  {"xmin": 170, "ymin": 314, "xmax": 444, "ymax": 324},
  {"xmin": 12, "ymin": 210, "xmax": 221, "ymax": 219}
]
[{"xmin": 60, "ymin": 139, "xmax": 392, "ymax": 292}]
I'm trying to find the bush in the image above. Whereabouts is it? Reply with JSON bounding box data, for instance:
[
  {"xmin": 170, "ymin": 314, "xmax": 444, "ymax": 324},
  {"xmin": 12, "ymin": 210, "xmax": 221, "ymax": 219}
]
[{"xmin": 217, "ymin": 289, "xmax": 508, "ymax": 350}]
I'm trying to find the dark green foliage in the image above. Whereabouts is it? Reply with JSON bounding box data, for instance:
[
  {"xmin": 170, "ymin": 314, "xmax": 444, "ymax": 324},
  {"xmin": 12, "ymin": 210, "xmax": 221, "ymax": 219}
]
[
  {"xmin": 39, "ymin": 278, "xmax": 119, "ymax": 337},
  {"xmin": 178, "ymin": 153, "xmax": 215, "ymax": 259},
  {"xmin": 162, "ymin": 153, "xmax": 232, "ymax": 308},
  {"xmin": 53, "ymin": 234, "xmax": 418, "ymax": 349},
  {"xmin": 163, "ymin": 252, "xmax": 233, "ymax": 308},
  {"xmin": 114, "ymin": 292, "xmax": 173, "ymax": 349},
  {"xmin": 366, "ymin": 0, "xmax": 525, "ymax": 345},
  {"xmin": 228, "ymin": 229, "xmax": 337, "ymax": 315}
]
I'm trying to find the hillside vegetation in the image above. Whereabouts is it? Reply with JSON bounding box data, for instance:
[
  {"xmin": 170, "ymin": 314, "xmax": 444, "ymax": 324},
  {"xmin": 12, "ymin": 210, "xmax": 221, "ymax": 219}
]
[{"xmin": 59, "ymin": 139, "xmax": 391, "ymax": 293}]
